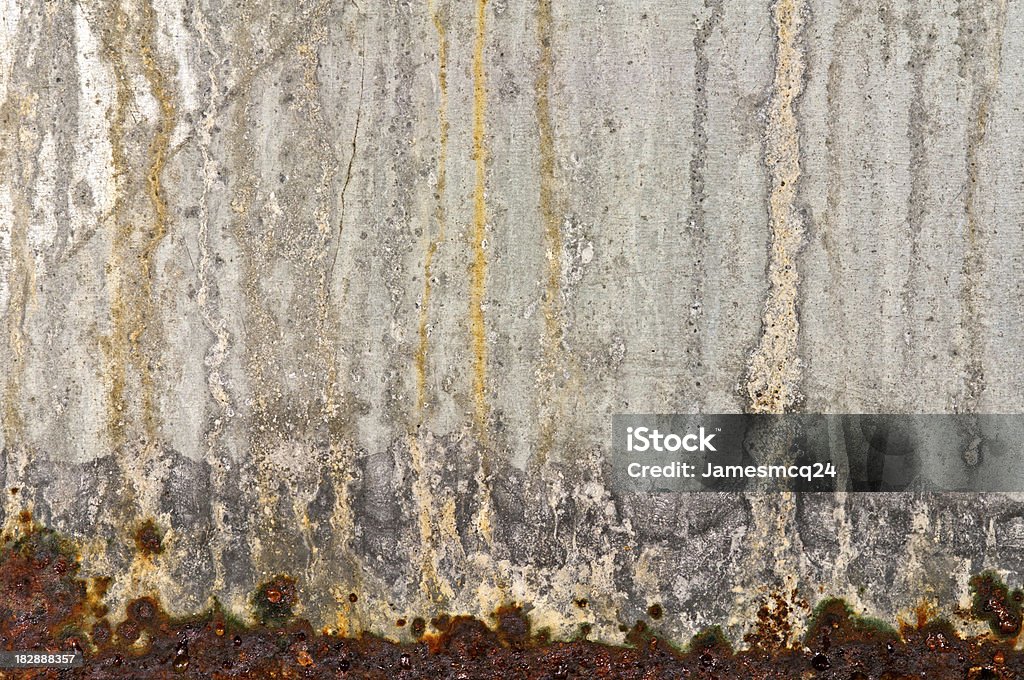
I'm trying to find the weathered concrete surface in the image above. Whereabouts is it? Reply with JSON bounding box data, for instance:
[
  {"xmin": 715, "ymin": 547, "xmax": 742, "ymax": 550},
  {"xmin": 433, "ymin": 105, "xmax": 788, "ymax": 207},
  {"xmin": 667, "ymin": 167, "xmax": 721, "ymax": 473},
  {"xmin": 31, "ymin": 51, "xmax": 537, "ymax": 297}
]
[{"xmin": 1, "ymin": 0, "xmax": 1023, "ymax": 646}]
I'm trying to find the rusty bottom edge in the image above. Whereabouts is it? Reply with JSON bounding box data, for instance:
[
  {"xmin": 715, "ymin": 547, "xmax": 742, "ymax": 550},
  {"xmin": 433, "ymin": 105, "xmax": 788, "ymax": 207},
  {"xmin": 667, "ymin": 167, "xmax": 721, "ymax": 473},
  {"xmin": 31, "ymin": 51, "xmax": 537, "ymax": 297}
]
[{"xmin": 1, "ymin": 517, "xmax": 1023, "ymax": 679}]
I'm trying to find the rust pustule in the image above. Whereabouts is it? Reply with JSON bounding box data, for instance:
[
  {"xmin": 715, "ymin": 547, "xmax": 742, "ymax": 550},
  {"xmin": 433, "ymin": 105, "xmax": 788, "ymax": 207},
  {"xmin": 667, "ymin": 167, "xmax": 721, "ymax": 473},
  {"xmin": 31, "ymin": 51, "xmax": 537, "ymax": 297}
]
[
  {"xmin": 410, "ymin": 616, "xmax": 426, "ymax": 637},
  {"xmin": 253, "ymin": 575, "xmax": 297, "ymax": 626},
  {"xmin": 494, "ymin": 605, "xmax": 531, "ymax": 649},
  {"xmin": 91, "ymin": 619, "xmax": 111, "ymax": 647},
  {"xmin": 114, "ymin": 618, "xmax": 140, "ymax": 645},
  {"xmin": 127, "ymin": 596, "xmax": 162, "ymax": 629},
  {"xmin": 133, "ymin": 519, "xmax": 164, "ymax": 557}
]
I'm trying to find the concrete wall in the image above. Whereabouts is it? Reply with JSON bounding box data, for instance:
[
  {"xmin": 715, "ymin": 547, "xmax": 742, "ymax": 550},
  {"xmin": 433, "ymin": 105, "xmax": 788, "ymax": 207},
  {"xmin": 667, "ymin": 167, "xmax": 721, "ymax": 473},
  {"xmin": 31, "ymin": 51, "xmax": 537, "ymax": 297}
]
[{"xmin": 1, "ymin": 0, "xmax": 1023, "ymax": 644}]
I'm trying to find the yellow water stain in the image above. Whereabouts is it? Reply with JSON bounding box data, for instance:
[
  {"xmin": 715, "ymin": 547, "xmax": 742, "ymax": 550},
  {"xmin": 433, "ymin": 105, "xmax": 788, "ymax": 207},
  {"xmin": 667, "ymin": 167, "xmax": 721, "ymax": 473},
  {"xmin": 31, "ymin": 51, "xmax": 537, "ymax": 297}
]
[
  {"xmin": 745, "ymin": 0, "xmax": 806, "ymax": 415},
  {"xmin": 535, "ymin": 0, "xmax": 561, "ymax": 331},
  {"xmin": 100, "ymin": 1, "xmax": 135, "ymax": 449},
  {"xmin": 333, "ymin": 609, "xmax": 353, "ymax": 638},
  {"xmin": 100, "ymin": 1, "xmax": 177, "ymax": 448},
  {"xmin": 325, "ymin": 442, "xmax": 367, "ymax": 632},
  {"xmin": 410, "ymin": 1, "xmax": 452, "ymax": 585},
  {"xmin": 406, "ymin": 434, "xmax": 445, "ymax": 602},
  {"xmin": 136, "ymin": 1, "xmax": 176, "ymax": 443},
  {"xmin": 415, "ymin": 0, "xmax": 450, "ymax": 418},
  {"xmin": 295, "ymin": 11, "xmax": 345, "ymax": 422},
  {"xmin": 734, "ymin": 0, "xmax": 807, "ymax": 630},
  {"xmin": 469, "ymin": 0, "xmax": 489, "ymax": 432},
  {"xmin": 464, "ymin": 1, "xmax": 504, "ymax": 590},
  {"xmin": 2, "ymin": 95, "xmax": 38, "ymax": 447},
  {"xmin": 534, "ymin": 0, "xmax": 565, "ymax": 461}
]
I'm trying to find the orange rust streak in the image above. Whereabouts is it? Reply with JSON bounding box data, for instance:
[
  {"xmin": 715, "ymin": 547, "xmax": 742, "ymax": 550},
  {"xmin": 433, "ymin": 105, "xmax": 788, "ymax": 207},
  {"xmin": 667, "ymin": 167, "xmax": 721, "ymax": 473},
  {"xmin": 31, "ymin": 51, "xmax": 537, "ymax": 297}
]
[
  {"xmin": 415, "ymin": 0, "xmax": 450, "ymax": 418},
  {"xmin": 101, "ymin": 3, "xmax": 134, "ymax": 449},
  {"xmin": 469, "ymin": 0, "xmax": 489, "ymax": 431},
  {"xmin": 534, "ymin": 0, "xmax": 563, "ymax": 460},
  {"xmin": 136, "ymin": 1, "xmax": 176, "ymax": 443},
  {"xmin": 100, "ymin": 1, "xmax": 176, "ymax": 448}
]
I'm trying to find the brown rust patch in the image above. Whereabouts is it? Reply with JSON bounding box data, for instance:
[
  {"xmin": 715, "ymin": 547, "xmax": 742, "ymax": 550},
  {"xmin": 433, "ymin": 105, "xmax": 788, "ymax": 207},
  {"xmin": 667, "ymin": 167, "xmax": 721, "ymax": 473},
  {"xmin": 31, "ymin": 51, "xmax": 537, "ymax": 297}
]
[
  {"xmin": 494, "ymin": 605, "xmax": 531, "ymax": 649},
  {"xmin": 0, "ymin": 526, "xmax": 87, "ymax": 651},
  {"xmin": 114, "ymin": 617, "xmax": 140, "ymax": 645},
  {"xmin": 133, "ymin": 520, "xmax": 163, "ymax": 557},
  {"xmin": 90, "ymin": 619, "xmax": 112, "ymax": 647},
  {"xmin": 744, "ymin": 592, "xmax": 794, "ymax": 649}
]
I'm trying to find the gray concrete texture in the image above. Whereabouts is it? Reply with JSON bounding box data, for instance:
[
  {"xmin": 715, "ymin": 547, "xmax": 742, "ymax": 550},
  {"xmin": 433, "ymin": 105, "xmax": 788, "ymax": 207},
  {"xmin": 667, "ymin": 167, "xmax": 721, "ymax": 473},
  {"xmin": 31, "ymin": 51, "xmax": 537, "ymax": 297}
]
[{"xmin": 1, "ymin": 0, "xmax": 1023, "ymax": 645}]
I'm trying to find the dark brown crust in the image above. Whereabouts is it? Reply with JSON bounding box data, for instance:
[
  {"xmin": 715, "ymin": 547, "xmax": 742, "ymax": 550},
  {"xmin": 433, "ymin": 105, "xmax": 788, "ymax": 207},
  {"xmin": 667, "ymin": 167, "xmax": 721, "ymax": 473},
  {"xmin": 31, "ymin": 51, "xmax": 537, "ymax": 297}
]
[{"xmin": 1, "ymin": 521, "xmax": 1021, "ymax": 679}]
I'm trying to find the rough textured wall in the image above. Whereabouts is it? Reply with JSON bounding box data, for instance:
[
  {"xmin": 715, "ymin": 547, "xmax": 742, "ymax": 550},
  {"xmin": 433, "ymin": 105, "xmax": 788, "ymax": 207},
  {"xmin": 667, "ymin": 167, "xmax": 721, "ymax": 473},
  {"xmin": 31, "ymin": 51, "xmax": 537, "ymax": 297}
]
[{"xmin": 1, "ymin": 0, "xmax": 1023, "ymax": 646}]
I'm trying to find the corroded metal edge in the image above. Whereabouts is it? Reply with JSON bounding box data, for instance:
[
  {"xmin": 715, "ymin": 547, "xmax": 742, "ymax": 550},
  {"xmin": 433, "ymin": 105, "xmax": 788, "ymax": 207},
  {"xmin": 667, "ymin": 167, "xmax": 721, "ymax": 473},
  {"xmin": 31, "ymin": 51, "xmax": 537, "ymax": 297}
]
[{"xmin": 2, "ymin": 515, "xmax": 1022, "ymax": 679}]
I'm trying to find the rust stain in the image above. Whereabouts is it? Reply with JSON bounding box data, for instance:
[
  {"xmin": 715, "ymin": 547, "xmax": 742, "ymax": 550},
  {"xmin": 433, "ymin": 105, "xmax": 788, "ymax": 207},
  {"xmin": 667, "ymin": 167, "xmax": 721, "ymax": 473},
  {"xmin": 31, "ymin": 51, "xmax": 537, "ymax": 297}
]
[
  {"xmin": 534, "ymin": 0, "xmax": 566, "ymax": 462},
  {"xmin": 409, "ymin": 4, "xmax": 453, "ymax": 607},
  {"xmin": 138, "ymin": 2, "xmax": 174, "ymax": 287},
  {"xmin": 99, "ymin": 1, "xmax": 134, "ymax": 450},
  {"xmin": 406, "ymin": 435, "xmax": 450, "ymax": 605},
  {"xmin": 464, "ymin": 0, "xmax": 500, "ymax": 563},
  {"xmin": 469, "ymin": 0, "xmax": 490, "ymax": 432},
  {"xmin": 136, "ymin": 0, "xmax": 176, "ymax": 444},
  {"xmin": 100, "ymin": 1, "xmax": 177, "ymax": 448},
  {"xmin": 415, "ymin": 0, "xmax": 450, "ymax": 417},
  {"xmin": 737, "ymin": 0, "xmax": 810, "ymax": 635},
  {"xmin": 3, "ymin": 524, "xmax": 1024, "ymax": 678}
]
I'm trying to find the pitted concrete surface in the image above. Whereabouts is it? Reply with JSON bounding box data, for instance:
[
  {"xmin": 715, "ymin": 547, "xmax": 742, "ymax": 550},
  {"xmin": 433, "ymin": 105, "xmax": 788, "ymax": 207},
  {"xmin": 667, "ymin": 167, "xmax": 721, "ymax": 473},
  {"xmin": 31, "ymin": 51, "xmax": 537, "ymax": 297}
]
[{"xmin": 1, "ymin": 0, "xmax": 1023, "ymax": 645}]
